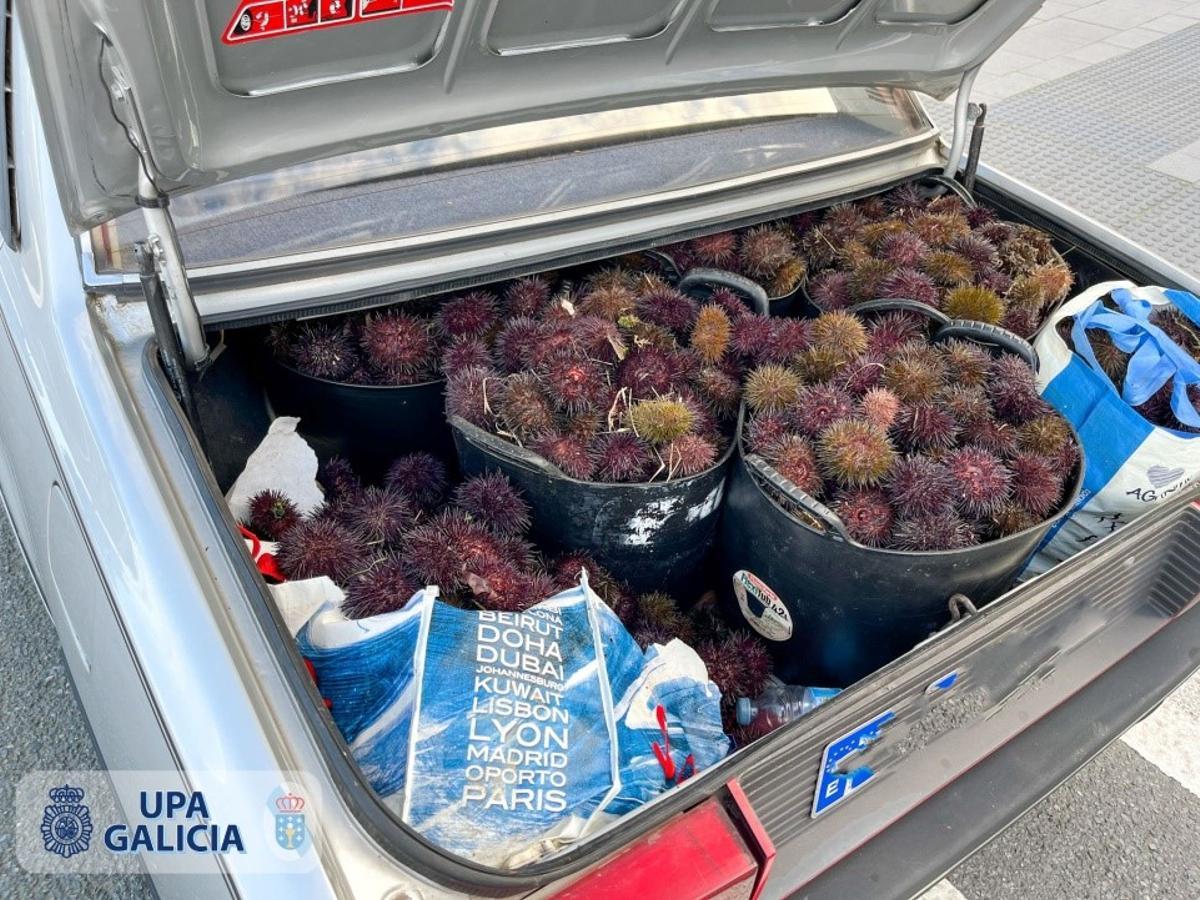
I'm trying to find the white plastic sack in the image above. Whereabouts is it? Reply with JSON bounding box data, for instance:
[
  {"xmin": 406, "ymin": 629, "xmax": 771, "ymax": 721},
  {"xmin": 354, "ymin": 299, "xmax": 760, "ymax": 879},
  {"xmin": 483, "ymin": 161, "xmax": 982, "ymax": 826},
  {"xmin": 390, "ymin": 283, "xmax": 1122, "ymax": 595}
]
[
  {"xmin": 1027, "ymin": 280, "xmax": 1200, "ymax": 573},
  {"xmin": 296, "ymin": 575, "xmax": 729, "ymax": 867}
]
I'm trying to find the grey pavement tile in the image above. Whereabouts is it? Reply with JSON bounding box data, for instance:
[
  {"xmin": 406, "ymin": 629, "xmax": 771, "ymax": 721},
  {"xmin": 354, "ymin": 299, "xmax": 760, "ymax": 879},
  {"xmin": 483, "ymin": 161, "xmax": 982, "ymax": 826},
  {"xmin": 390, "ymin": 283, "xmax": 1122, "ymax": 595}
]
[
  {"xmin": 1105, "ymin": 26, "xmax": 1176, "ymax": 47},
  {"xmin": 1144, "ymin": 12, "xmax": 1200, "ymax": 30},
  {"xmin": 1063, "ymin": 40, "xmax": 1134, "ymax": 62}
]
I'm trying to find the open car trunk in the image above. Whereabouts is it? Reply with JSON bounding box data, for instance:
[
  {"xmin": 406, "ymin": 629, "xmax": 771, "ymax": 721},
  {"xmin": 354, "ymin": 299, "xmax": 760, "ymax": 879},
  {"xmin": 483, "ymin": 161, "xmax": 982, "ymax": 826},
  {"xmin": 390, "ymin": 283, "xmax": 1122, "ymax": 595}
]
[{"xmin": 163, "ymin": 168, "xmax": 1200, "ymax": 894}]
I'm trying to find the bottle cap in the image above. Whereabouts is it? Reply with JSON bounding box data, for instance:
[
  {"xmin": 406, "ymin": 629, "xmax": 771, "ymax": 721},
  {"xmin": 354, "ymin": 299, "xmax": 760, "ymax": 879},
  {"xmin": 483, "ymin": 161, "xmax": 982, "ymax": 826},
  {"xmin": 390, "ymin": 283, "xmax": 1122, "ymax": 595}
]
[{"xmin": 735, "ymin": 697, "xmax": 753, "ymax": 726}]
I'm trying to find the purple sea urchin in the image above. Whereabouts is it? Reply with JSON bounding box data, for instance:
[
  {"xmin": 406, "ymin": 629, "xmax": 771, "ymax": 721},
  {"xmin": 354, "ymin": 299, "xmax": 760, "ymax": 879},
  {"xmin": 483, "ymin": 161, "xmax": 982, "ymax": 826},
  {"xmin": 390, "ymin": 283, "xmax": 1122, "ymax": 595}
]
[
  {"xmin": 445, "ymin": 365, "xmax": 497, "ymax": 429},
  {"xmin": 879, "ymin": 231, "xmax": 930, "ymax": 268},
  {"xmin": 496, "ymin": 372, "xmax": 556, "ymax": 438},
  {"xmin": 276, "ymin": 518, "xmax": 366, "ymax": 583},
  {"xmin": 762, "ymin": 434, "xmax": 824, "ymax": 496},
  {"xmin": 635, "ymin": 592, "xmax": 696, "ymax": 643},
  {"xmin": 893, "ymin": 403, "xmax": 960, "ymax": 451},
  {"xmin": 539, "ymin": 352, "xmax": 608, "ymax": 414},
  {"xmin": 437, "ymin": 291, "xmax": 498, "ymax": 340},
  {"xmin": 990, "ymin": 501, "xmax": 1038, "ymax": 538},
  {"xmin": 385, "ymin": 452, "xmax": 448, "ymax": 511},
  {"xmin": 848, "ymin": 258, "xmax": 896, "ymax": 304},
  {"xmin": 891, "ymin": 510, "xmax": 978, "ymax": 551},
  {"xmin": 689, "ymin": 231, "xmax": 739, "ymax": 268},
  {"xmin": 1009, "ymin": 452, "xmax": 1064, "ymax": 518},
  {"xmin": 986, "ymin": 355, "xmax": 1047, "ymax": 423},
  {"xmin": 666, "ymin": 433, "xmax": 719, "ymax": 477},
  {"xmin": 817, "ymin": 419, "xmax": 897, "ymax": 487},
  {"xmin": 595, "ymin": 431, "xmax": 655, "ymax": 483},
  {"xmin": 948, "ymin": 233, "xmax": 999, "ymax": 273},
  {"xmin": 247, "ymin": 489, "xmax": 301, "ymax": 541},
  {"xmin": 945, "ymin": 446, "xmax": 1013, "ymax": 517},
  {"xmin": 938, "ymin": 385, "xmax": 991, "ymax": 425},
  {"xmin": 292, "ymin": 322, "xmax": 358, "ymax": 381},
  {"xmin": 494, "ymin": 316, "xmax": 544, "ymax": 373},
  {"xmin": 808, "ymin": 270, "xmax": 854, "ymax": 311},
  {"xmin": 343, "ymin": 486, "xmax": 414, "ymax": 547},
  {"xmin": 833, "ymin": 488, "xmax": 895, "ymax": 547},
  {"xmin": 836, "ymin": 354, "xmax": 886, "ymax": 396},
  {"xmin": 636, "ymin": 286, "xmax": 698, "ymax": 336},
  {"xmin": 761, "ymin": 319, "xmax": 812, "ymax": 366},
  {"xmin": 887, "ymin": 455, "xmax": 957, "ymax": 519},
  {"xmin": 533, "ymin": 432, "xmax": 598, "ymax": 480},
  {"xmin": 695, "ymin": 366, "xmax": 743, "ymax": 418},
  {"xmin": 730, "ymin": 315, "xmax": 776, "ymax": 363},
  {"xmin": 1016, "ymin": 415, "xmax": 1075, "ymax": 459},
  {"xmin": 503, "ymin": 276, "xmax": 554, "ymax": 319},
  {"xmin": 578, "ymin": 284, "xmax": 637, "ymax": 322},
  {"xmin": 961, "ymin": 416, "xmax": 1019, "ymax": 458},
  {"xmin": 883, "ymin": 350, "xmax": 946, "ymax": 404},
  {"xmin": 878, "ymin": 268, "xmax": 941, "ymax": 307},
  {"xmin": 789, "ymin": 384, "xmax": 856, "ymax": 436},
  {"xmin": 867, "ymin": 311, "xmax": 926, "ymax": 355},
  {"xmin": 318, "ymin": 456, "xmax": 361, "ymax": 501},
  {"xmin": 739, "ymin": 225, "xmax": 796, "ymax": 279},
  {"xmin": 441, "ymin": 337, "xmax": 494, "ymax": 375},
  {"xmin": 342, "ymin": 554, "xmax": 420, "ymax": 619},
  {"xmin": 938, "ymin": 338, "xmax": 993, "ymax": 387},
  {"xmin": 744, "ymin": 411, "xmax": 789, "ymax": 455},
  {"xmin": 359, "ymin": 311, "xmax": 437, "ymax": 382},
  {"xmin": 453, "ymin": 473, "xmax": 531, "ymax": 536}
]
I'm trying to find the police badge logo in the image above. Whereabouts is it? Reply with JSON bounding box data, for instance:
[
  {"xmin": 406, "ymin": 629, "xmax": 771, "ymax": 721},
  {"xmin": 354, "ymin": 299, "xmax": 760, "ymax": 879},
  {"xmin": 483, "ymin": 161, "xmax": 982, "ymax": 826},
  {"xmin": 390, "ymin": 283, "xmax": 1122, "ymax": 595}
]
[
  {"xmin": 274, "ymin": 793, "xmax": 306, "ymax": 851},
  {"xmin": 40, "ymin": 784, "xmax": 93, "ymax": 858}
]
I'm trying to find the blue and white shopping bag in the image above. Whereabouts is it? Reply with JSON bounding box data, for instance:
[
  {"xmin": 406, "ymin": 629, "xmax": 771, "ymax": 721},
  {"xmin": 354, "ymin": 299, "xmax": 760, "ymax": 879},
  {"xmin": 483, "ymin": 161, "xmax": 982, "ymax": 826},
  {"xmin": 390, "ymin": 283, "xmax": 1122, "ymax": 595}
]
[
  {"xmin": 1027, "ymin": 281, "xmax": 1200, "ymax": 573},
  {"xmin": 296, "ymin": 575, "xmax": 729, "ymax": 866}
]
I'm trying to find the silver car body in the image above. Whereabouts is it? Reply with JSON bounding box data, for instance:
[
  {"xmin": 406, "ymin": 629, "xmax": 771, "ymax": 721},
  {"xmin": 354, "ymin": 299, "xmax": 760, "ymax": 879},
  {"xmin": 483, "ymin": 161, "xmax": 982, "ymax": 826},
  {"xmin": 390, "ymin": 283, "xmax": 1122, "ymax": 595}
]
[{"xmin": 4, "ymin": 3, "xmax": 1200, "ymax": 899}]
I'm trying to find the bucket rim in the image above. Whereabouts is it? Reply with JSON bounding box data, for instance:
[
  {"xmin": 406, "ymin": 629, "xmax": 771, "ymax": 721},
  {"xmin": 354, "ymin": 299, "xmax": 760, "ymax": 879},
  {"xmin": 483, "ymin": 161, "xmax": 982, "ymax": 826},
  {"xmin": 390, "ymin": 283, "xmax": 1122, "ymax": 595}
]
[
  {"xmin": 450, "ymin": 415, "xmax": 735, "ymax": 489},
  {"xmin": 268, "ymin": 355, "xmax": 445, "ymax": 392}
]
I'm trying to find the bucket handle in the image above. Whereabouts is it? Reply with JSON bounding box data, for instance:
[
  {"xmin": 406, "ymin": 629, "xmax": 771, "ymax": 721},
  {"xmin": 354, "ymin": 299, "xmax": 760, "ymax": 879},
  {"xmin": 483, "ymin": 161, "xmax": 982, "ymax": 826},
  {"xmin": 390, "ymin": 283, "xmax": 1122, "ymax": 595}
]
[
  {"xmin": 934, "ymin": 319, "xmax": 1039, "ymax": 371},
  {"xmin": 449, "ymin": 416, "xmax": 572, "ymax": 478},
  {"xmin": 678, "ymin": 268, "xmax": 772, "ymax": 316},
  {"xmin": 917, "ymin": 172, "xmax": 977, "ymax": 207},
  {"xmin": 850, "ymin": 298, "xmax": 950, "ymax": 327},
  {"xmin": 746, "ymin": 454, "xmax": 853, "ymax": 543},
  {"xmin": 643, "ymin": 249, "xmax": 683, "ymax": 283}
]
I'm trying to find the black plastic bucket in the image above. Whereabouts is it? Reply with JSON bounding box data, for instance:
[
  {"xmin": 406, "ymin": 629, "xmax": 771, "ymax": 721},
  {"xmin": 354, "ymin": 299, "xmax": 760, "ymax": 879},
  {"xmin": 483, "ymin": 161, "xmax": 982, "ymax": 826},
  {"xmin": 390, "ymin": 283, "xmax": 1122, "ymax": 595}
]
[
  {"xmin": 716, "ymin": 316, "xmax": 1078, "ymax": 687},
  {"xmin": 450, "ymin": 416, "xmax": 735, "ymax": 595},
  {"xmin": 261, "ymin": 359, "xmax": 451, "ymax": 478}
]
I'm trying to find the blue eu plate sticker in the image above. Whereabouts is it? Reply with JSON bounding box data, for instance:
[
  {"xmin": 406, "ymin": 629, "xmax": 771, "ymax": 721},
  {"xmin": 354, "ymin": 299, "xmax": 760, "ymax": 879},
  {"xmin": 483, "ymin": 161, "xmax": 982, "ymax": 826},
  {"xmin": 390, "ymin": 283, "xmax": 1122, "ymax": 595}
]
[{"xmin": 811, "ymin": 710, "xmax": 895, "ymax": 818}]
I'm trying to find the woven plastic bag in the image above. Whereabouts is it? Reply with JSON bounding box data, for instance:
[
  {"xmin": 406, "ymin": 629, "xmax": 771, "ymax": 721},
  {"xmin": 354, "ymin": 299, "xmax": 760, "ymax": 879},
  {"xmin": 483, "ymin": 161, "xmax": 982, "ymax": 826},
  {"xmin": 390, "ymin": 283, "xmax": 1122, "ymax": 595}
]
[
  {"xmin": 296, "ymin": 574, "xmax": 729, "ymax": 867},
  {"xmin": 1027, "ymin": 281, "xmax": 1200, "ymax": 574}
]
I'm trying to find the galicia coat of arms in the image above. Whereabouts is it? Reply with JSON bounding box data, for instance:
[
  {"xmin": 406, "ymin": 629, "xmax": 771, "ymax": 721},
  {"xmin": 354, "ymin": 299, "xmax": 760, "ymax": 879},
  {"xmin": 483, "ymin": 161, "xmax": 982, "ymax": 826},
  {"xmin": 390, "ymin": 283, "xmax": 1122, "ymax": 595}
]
[
  {"xmin": 41, "ymin": 784, "xmax": 93, "ymax": 859},
  {"xmin": 274, "ymin": 793, "xmax": 307, "ymax": 851}
]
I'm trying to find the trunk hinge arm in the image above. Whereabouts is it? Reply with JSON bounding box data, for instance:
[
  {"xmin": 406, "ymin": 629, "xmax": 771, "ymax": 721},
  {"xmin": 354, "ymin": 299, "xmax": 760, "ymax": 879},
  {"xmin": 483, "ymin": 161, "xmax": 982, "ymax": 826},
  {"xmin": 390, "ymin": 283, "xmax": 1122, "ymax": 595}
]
[
  {"xmin": 106, "ymin": 61, "xmax": 209, "ymax": 371},
  {"xmin": 942, "ymin": 64, "xmax": 982, "ymax": 180}
]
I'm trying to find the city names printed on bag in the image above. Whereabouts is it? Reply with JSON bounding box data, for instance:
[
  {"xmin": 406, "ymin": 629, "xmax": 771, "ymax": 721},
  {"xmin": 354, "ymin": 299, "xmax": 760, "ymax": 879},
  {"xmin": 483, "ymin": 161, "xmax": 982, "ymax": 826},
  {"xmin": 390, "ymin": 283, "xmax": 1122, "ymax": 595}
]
[{"xmin": 463, "ymin": 610, "xmax": 570, "ymax": 814}]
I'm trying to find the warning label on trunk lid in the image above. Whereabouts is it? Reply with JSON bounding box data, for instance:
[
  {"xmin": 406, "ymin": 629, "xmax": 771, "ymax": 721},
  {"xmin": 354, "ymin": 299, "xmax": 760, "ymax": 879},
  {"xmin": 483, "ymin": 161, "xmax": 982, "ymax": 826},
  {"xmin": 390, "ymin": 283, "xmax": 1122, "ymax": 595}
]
[{"xmin": 223, "ymin": 0, "xmax": 453, "ymax": 45}]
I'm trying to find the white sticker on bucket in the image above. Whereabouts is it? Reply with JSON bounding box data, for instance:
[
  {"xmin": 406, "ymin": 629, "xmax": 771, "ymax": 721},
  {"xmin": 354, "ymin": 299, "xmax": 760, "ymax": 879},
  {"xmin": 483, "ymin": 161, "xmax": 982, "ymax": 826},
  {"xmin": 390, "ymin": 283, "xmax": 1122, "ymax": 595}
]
[{"xmin": 733, "ymin": 570, "xmax": 792, "ymax": 641}]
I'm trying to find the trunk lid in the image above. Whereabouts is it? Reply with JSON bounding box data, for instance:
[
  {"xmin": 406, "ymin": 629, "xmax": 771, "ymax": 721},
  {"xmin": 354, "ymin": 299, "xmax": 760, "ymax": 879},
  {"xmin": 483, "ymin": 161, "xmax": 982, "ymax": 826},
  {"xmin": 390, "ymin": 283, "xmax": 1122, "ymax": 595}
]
[{"xmin": 22, "ymin": 0, "xmax": 1040, "ymax": 231}]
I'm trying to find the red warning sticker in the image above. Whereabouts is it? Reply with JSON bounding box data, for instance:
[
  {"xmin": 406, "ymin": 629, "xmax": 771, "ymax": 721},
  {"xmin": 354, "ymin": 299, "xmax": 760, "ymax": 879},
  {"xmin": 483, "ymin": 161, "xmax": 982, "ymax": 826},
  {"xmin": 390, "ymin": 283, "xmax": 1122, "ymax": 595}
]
[{"xmin": 223, "ymin": 0, "xmax": 452, "ymax": 44}]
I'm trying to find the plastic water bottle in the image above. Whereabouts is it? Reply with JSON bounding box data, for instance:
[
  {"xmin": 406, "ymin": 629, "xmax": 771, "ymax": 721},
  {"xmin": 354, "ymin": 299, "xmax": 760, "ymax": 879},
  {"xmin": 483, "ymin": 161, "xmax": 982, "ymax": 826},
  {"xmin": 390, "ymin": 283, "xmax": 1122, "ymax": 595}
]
[{"xmin": 735, "ymin": 683, "xmax": 841, "ymax": 729}]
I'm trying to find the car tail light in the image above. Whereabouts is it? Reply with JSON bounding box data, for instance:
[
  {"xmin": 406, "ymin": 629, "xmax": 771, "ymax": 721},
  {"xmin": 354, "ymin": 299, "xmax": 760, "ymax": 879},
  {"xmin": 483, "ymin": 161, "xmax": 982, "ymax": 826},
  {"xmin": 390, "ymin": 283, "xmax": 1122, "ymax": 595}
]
[{"xmin": 552, "ymin": 779, "xmax": 774, "ymax": 900}]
